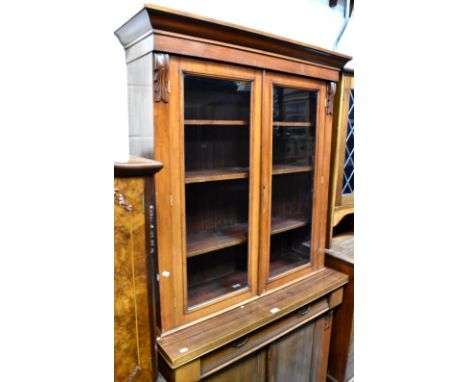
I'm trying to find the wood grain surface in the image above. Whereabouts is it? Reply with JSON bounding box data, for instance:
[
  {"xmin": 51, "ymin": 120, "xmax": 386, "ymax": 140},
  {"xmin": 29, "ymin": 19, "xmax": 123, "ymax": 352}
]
[
  {"xmin": 114, "ymin": 176, "xmax": 154, "ymax": 382},
  {"xmin": 157, "ymin": 268, "xmax": 347, "ymax": 369}
]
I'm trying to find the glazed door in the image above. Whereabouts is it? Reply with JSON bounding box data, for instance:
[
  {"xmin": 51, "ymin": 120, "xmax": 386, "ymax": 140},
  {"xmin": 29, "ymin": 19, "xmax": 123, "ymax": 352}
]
[
  {"xmin": 259, "ymin": 72, "xmax": 328, "ymax": 292},
  {"xmin": 177, "ymin": 57, "xmax": 262, "ymax": 324}
]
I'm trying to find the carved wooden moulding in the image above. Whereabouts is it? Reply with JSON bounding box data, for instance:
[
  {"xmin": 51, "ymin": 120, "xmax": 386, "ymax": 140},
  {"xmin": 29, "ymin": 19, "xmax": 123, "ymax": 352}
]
[{"xmin": 153, "ymin": 53, "xmax": 170, "ymax": 103}]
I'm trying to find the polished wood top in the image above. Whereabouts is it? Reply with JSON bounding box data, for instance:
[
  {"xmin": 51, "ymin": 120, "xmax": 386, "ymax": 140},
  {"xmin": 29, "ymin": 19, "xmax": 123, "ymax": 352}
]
[
  {"xmin": 157, "ymin": 267, "xmax": 348, "ymax": 368},
  {"xmin": 114, "ymin": 155, "xmax": 163, "ymax": 177},
  {"xmin": 115, "ymin": 4, "xmax": 352, "ymax": 69},
  {"xmin": 325, "ymin": 233, "xmax": 354, "ymax": 264}
]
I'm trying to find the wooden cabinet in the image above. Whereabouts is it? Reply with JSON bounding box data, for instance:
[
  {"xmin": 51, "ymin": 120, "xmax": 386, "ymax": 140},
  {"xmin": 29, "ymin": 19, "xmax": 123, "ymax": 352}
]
[
  {"xmin": 325, "ymin": 235, "xmax": 354, "ymax": 382},
  {"xmin": 327, "ymin": 70, "xmax": 354, "ymax": 242},
  {"xmin": 114, "ymin": 4, "xmax": 352, "ymax": 382},
  {"xmin": 114, "ymin": 157, "xmax": 163, "ymax": 382},
  {"xmin": 325, "ymin": 70, "xmax": 354, "ymax": 382},
  {"xmin": 203, "ymin": 312, "xmax": 333, "ymax": 382}
]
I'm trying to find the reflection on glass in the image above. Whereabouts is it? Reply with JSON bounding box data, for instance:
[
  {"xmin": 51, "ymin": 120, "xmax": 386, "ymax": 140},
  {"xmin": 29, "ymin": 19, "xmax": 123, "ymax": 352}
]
[
  {"xmin": 185, "ymin": 76, "xmax": 251, "ymax": 120},
  {"xmin": 273, "ymin": 87, "xmax": 316, "ymax": 122},
  {"xmin": 184, "ymin": 74, "xmax": 251, "ymax": 308},
  {"xmin": 273, "ymin": 126, "xmax": 315, "ymax": 167},
  {"xmin": 269, "ymin": 86, "xmax": 317, "ymax": 279}
]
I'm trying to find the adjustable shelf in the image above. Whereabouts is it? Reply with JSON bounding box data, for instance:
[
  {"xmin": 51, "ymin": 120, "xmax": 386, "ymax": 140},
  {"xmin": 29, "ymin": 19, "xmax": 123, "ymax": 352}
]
[
  {"xmin": 185, "ymin": 120, "xmax": 248, "ymax": 125},
  {"xmin": 187, "ymin": 223, "xmax": 247, "ymax": 258},
  {"xmin": 185, "ymin": 165, "xmax": 313, "ymax": 184},
  {"xmin": 273, "ymin": 121, "xmax": 312, "ymax": 127},
  {"xmin": 272, "ymin": 164, "xmax": 313, "ymax": 176},
  {"xmin": 269, "ymin": 251, "xmax": 310, "ymax": 279},
  {"xmin": 270, "ymin": 216, "xmax": 309, "ymax": 235},
  {"xmin": 187, "ymin": 270, "xmax": 248, "ymax": 308},
  {"xmin": 185, "ymin": 167, "xmax": 249, "ymax": 184},
  {"xmin": 186, "ymin": 216, "xmax": 309, "ymax": 257}
]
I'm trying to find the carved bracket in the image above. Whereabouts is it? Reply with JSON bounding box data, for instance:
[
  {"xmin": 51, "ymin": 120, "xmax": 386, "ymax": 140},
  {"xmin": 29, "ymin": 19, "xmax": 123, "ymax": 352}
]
[
  {"xmin": 327, "ymin": 82, "xmax": 337, "ymax": 115},
  {"xmin": 153, "ymin": 53, "xmax": 170, "ymax": 103},
  {"xmin": 114, "ymin": 189, "xmax": 133, "ymax": 212}
]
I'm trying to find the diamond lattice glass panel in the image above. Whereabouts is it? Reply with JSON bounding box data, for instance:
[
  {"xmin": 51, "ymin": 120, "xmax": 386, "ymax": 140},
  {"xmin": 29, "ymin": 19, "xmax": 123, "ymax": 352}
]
[{"xmin": 342, "ymin": 89, "xmax": 354, "ymax": 194}]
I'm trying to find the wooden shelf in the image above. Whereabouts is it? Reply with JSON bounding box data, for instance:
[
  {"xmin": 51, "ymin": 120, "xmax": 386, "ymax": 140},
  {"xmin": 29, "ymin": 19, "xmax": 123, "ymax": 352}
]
[
  {"xmin": 187, "ymin": 224, "xmax": 248, "ymax": 257},
  {"xmin": 187, "ymin": 217, "xmax": 308, "ymax": 257},
  {"xmin": 185, "ymin": 120, "xmax": 248, "ymax": 125},
  {"xmin": 270, "ymin": 216, "xmax": 309, "ymax": 235},
  {"xmin": 269, "ymin": 252, "xmax": 309, "ymax": 279},
  {"xmin": 185, "ymin": 167, "xmax": 248, "ymax": 184},
  {"xmin": 188, "ymin": 271, "xmax": 248, "ymax": 308},
  {"xmin": 273, "ymin": 121, "xmax": 312, "ymax": 127},
  {"xmin": 185, "ymin": 164, "xmax": 311, "ymax": 184},
  {"xmin": 272, "ymin": 164, "xmax": 313, "ymax": 176}
]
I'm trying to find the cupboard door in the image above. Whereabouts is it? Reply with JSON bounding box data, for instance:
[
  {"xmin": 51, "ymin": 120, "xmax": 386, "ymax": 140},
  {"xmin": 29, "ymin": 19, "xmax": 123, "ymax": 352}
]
[
  {"xmin": 178, "ymin": 58, "xmax": 262, "ymax": 322},
  {"xmin": 260, "ymin": 73, "xmax": 328, "ymax": 291},
  {"xmin": 268, "ymin": 313, "xmax": 333, "ymax": 382},
  {"xmin": 203, "ymin": 350, "xmax": 266, "ymax": 382}
]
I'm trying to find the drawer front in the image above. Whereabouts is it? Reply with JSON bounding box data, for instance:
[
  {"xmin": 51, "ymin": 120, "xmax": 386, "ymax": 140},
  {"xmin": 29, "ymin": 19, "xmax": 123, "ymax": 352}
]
[{"xmin": 200, "ymin": 297, "xmax": 330, "ymax": 378}]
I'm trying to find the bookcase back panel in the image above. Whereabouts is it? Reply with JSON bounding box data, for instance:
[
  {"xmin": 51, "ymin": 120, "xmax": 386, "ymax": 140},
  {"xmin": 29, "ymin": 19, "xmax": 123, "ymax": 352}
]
[
  {"xmin": 185, "ymin": 180, "xmax": 249, "ymax": 235},
  {"xmin": 271, "ymin": 173, "xmax": 312, "ymax": 220},
  {"xmin": 185, "ymin": 125, "xmax": 249, "ymax": 172}
]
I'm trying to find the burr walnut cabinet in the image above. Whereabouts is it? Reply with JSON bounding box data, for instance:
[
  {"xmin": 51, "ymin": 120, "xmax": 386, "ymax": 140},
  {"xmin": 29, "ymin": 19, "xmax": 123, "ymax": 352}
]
[
  {"xmin": 114, "ymin": 5, "xmax": 352, "ymax": 382},
  {"xmin": 114, "ymin": 157, "xmax": 164, "ymax": 382}
]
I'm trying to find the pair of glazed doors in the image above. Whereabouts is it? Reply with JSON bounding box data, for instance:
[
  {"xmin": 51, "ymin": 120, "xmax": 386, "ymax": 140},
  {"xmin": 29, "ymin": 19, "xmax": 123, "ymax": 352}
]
[{"xmin": 154, "ymin": 56, "xmax": 331, "ymax": 328}]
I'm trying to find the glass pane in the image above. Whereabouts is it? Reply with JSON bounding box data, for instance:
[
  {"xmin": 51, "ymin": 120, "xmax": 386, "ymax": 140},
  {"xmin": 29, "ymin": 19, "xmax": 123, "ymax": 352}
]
[
  {"xmin": 273, "ymin": 87, "xmax": 316, "ymax": 122},
  {"xmin": 342, "ymin": 89, "xmax": 354, "ymax": 194},
  {"xmin": 184, "ymin": 74, "xmax": 251, "ymax": 309},
  {"xmin": 185, "ymin": 76, "xmax": 251, "ymax": 120},
  {"xmin": 269, "ymin": 86, "xmax": 317, "ymax": 279}
]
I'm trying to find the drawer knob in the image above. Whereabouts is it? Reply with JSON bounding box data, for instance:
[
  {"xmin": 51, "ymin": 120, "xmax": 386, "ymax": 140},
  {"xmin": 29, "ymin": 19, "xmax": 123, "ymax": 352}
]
[
  {"xmin": 232, "ymin": 336, "xmax": 249, "ymax": 348},
  {"xmin": 297, "ymin": 306, "xmax": 311, "ymax": 316}
]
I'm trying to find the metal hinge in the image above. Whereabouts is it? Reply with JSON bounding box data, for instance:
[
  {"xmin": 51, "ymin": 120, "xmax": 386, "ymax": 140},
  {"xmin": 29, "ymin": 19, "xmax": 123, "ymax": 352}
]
[{"xmin": 326, "ymin": 82, "xmax": 337, "ymax": 115}]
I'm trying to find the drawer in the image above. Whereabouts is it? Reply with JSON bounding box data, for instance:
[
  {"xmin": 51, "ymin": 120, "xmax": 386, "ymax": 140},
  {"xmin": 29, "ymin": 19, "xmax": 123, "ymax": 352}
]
[{"xmin": 200, "ymin": 296, "xmax": 331, "ymax": 378}]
